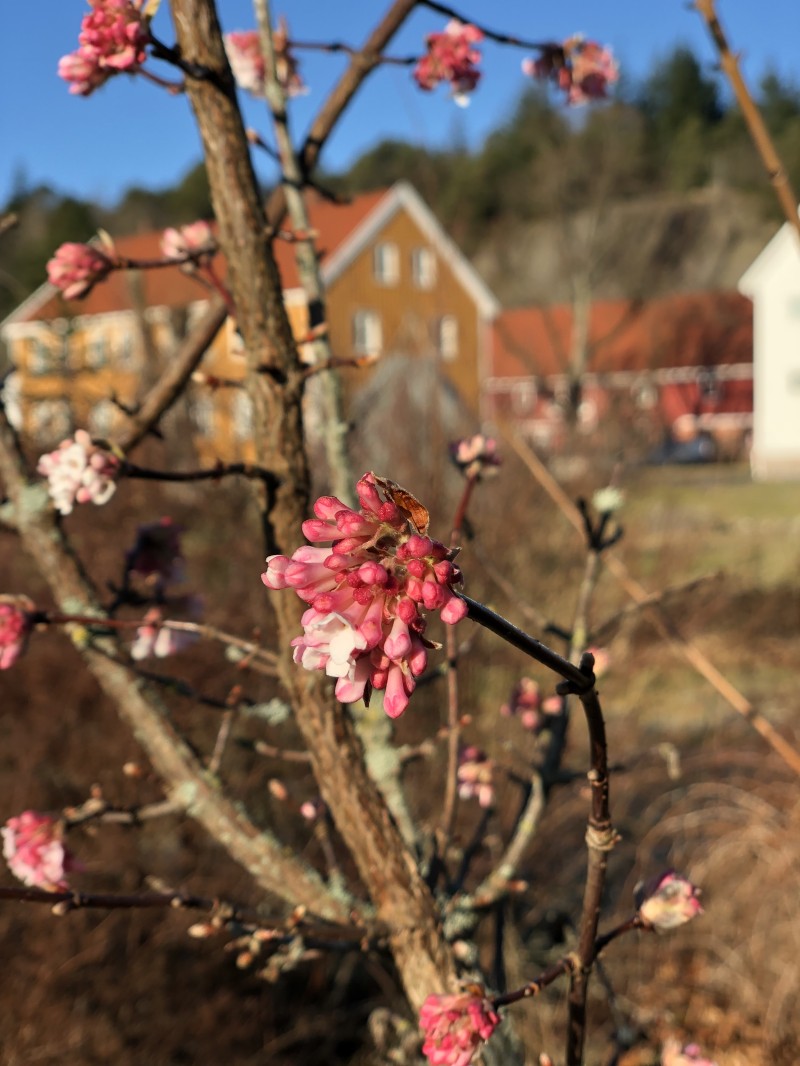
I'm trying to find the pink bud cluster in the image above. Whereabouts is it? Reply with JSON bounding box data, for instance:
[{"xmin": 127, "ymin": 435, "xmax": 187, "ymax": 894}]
[
  {"xmin": 224, "ymin": 20, "xmax": 306, "ymax": 99},
  {"xmin": 0, "ymin": 595, "xmax": 34, "ymax": 670},
  {"xmin": 37, "ymin": 430, "xmax": 121, "ymax": 516},
  {"xmin": 419, "ymin": 989, "xmax": 501, "ymax": 1066},
  {"xmin": 58, "ymin": 0, "xmax": 149, "ymax": 96},
  {"xmin": 130, "ymin": 601, "xmax": 200, "ymax": 661},
  {"xmin": 262, "ymin": 473, "xmax": 467, "ymax": 719},
  {"xmin": 636, "ymin": 871, "xmax": 703, "ymax": 932},
  {"xmin": 413, "ymin": 21, "xmax": 483, "ymax": 106},
  {"xmin": 522, "ymin": 36, "xmax": 618, "ymax": 106},
  {"xmin": 2, "ymin": 811, "xmax": 75, "ymax": 891},
  {"xmin": 457, "ymin": 746, "xmax": 495, "ymax": 809},
  {"xmin": 125, "ymin": 517, "xmax": 186, "ymax": 590},
  {"xmin": 160, "ymin": 221, "xmax": 217, "ymax": 264},
  {"xmin": 46, "ymin": 242, "xmax": 115, "ymax": 301},
  {"xmin": 500, "ymin": 677, "xmax": 543, "ymax": 731},
  {"xmin": 450, "ymin": 434, "xmax": 501, "ymax": 481},
  {"xmin": 661, "ymin": 1039, "xmax": 718, "ymax": 1066}
]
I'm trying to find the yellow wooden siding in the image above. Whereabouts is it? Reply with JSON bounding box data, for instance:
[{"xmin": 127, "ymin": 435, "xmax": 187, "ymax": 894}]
[
  {"xmin": 9, "ymin": 209, "xmax": 483, "ymax": 461},
  {"xmin": 326, "ymin": 209, "xmax": 481, "ymax": 411}
]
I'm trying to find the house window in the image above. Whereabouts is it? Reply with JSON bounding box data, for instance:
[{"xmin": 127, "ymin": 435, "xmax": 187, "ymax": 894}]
[
  {"xmin": 352, "ymin": 310, "xmax": 383, "ymax": 357},
  {"xmin": 434, "ymin": 315, "xmax": 459, "ymax": 361},
  {"xmin": 233, "ymin": 390, "xmax": 253, "ymax": 441},
  {"xmin": 192, "ymin": 394, "xmax": 216, "ymax": 437},
  {"xmin": 373, "ymin": 243, "xmax": 399, "ymax": 286},
  {"xmin": 29, "ymin": 399, "xmax": 71, "ymax": 443},
  {"xmin": 411, "ymin": 247, "xmax": 437, "ymax": 290},
  {"xmin": 86, "ymin": 332, "xmax": 108, "ymax": 370},
  {"xmin": 27, "ymin": 339, "xmax": 55, "ymax": 376},
  {"xmin": 117, "ymin": 332, "xmax": 138, "ymax": 369},
  {"xmin": 88, "ymin": 400, "xmax": 116, "ymax": 438}
]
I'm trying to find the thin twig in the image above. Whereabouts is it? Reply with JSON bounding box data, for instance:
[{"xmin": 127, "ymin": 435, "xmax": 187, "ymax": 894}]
[
  {"xmin": 502, "ymin": 425, "xmax": 800, "ymax": 776},
  {"xmin": 419, "ymin": 0, "xmax": 551, "ymax": 51},
  {"xmin": 439, "ymin": 475, "xmax": 478, "ymax": 847},
  {"xmin": 695, "ymin": 0, "xmax": 800, "ymax": 246},
  {"xmin": 565, "ymin": 657, "xmax": 616, "ymax": 1066},
  {"xmin": 254, "ymin": 0, "xmax": 356, "ymax": 507},
  {"xmin": 123, "ymin": 460, "xmax": 279, "ymax": 486},
  {"xmin": 208, "ymin": 707, "xmax": 236, "ymax": 775},
  {"xmin": 461, "ymin": 594, "xmax": 593, "ymax": 692},
  {"xmin": 64, "ymin": 796, "xmax": 180, "ymax": 828}
]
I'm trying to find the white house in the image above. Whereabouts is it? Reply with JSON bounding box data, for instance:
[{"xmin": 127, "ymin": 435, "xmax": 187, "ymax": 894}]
[{"xmin": 738, "ymin": 219, "xmax": 800, "ymax": 479}]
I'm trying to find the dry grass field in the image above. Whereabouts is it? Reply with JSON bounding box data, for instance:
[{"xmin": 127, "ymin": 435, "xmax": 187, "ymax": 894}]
[{"xmin": 0, "ymin": 458, "xmax": 798, "ymax": 1064}]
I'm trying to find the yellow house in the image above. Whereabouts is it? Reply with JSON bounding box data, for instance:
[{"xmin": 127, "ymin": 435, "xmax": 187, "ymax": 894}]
[{"xmin": 0, "ymin": 183, "xmax": 500, "ymax": 461}]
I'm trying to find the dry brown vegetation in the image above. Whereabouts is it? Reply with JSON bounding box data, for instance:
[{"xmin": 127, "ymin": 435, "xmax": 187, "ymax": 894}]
[{"xmin": 1, "ymin": 437, "xmax": 798, "ymax": 1064}]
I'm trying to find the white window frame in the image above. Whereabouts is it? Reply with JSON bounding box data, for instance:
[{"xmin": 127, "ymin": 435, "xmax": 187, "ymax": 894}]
[
  {"xmin": 29, "ymin": 399, "xmax": 71, "ymax": 442},
  {"xmin": 436, "ymin": 315, "xmax": 459, "ymax": 362},
  {"xmin": 233, "ymin": 389, "xmax": 254, "ymax": 441},
  {"xmin": 88, "ymin": 400, "xmax": 116, "ymax": 438},
  {"xmin": 192, "ymin": 394, "xmax": 216, "ymax": 437},
  {"xmin": 28, "ymin": 339, "xmax": 54, "ymax": 376},
  {"xmin": 352, "ymin": 310, "xmax": 382, "ymax": 357},
  {"xmin": 372, "ymin": 242, "xmax": 400, "ymax": 286},
  {"xmin": 411, "ymin": 247, "xmax": 437, "ymax": 290},
  {"xmin": 86, "ymin": 331, "xmax": 109, "ymax": 370}
]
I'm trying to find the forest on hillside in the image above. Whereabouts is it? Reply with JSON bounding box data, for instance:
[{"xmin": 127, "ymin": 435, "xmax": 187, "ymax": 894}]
[{"xmin": 2, "ymin": 46, "xmax": 800, "ymax": 320}]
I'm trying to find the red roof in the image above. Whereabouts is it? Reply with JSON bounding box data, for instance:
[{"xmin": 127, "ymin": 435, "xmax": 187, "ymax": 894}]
[
  {"xmin": 14, "ymin": 189, "xmax": 389, "ymax": 323},
  {"xmin": 492, "ymin": 291, "xmax": 753, "ymax": 378}
]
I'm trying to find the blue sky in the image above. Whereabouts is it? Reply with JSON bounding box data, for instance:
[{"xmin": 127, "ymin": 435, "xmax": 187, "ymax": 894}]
[{"xmin": 2, "ymin": 1, "xmax": 799, "ymax": 208}]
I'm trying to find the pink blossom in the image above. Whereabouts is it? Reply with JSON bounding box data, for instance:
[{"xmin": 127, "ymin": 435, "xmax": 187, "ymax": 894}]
[
  {"xmin": 125, "ymin": 517, "xmax": 186, "ymax": 589},
  {"xmin": 413, "ymin": 21, "xmax": 483, "ymax": 106},
  {"xmin": 419, "ymin": 988, "xmax": 501, "ymax": 1066},
  {"xmin": 522, "ymin": 35, "xmax": 618, "ymax": 107},
  {"xmin": 636, "ymin": 871, "xmax": 703, "ymax": 932},
  {"xmin": 37, "ymin": 430, "xmax": 121, "ymax": 515},
  {"xmin": 225, "ymin": 19, "xmax": 306, "ymax": 99},
  {"xmin": 46, "ymin": 242, "xmax": 115, "ymax": 301},
  {"xmin": 262, "ymin": 473, "xmax": 466, "ymax": 719},
  {"xmin": 0, "ymin": 595, "xmax": 35, "ymax": 670},
  {"xmin": 2, "ymin": 811, "xmax": 76, "ymax": 891},
  {"xmin": 160, "ymin": 221, "xmax": 217, "ymax": 263},
  {"xmin": 300, "ymin": 797, "xmax": 327, "ymax": 822},
  {"xmin": 59, "ymin": 0, "xmax": 149, "ymax": 96},
  {"xmin": 130, "ymin": 601, "xmax": 201, "ymax": 661},
  {"xmin": 457, "ymin": 746, "xmax": 495, "ymax": 808},
  {"xmin": 541, "ymin": 694, "xmax": 563, "ymax": 715},
  {"xmin": 661, "ymin": 1038, "xmax": 718, "ymax": 1066},
  {"xmin": 500, "ymin": 677, "xmax": 542, "ymax": 732},
  {"xmin": 450, "ymin": 434, "xmax": 501, "ymax": 480}
]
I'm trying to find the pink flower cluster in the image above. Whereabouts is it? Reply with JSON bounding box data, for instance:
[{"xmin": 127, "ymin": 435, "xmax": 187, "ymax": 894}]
[
  {"xmin": 47, "ymin": 242, "xmax": 115, "ymax": 301},
  {"xmin": 130, "ymin": 602, "xmax": 200, "ymax": 661},
  {"xmin": 0, "ymin": 595, "xmax": 34, "ymax": 670},
  {"xmin": 636, "ymin": 871, "xmax": 703, "ymax": 932},
  {"xmin": 58, "ymin": 0, "xmax": 149, "ymax": 96},
  {"xmin": 457, "ymin": 746, "xmax": 495, "ymax": 808},
  {"xmin": 500, "ymin": 677, "xmax": 543, "ymax": 731},
  {"xmin": 449, "ymin": 434, "xmax": 501, "ymax": 481},
  {"xmin": 661, "ymin": 1039, "xmax": 718, "ymax": 1066},
  {"xmin": 262, "ymin": 473, "xmax": 467, "ymax": 718},
  {"xmin": 413, "ymin": 21, "xmax": 483, "ymax": 106},
  {"xmin": 522, "ymin": 36, "xmax": 618, "ymax": 106},
  {"xmin": 160, "ymin": 221, "xmax": 217, "ymax": 264},
  {"xmin": 224, "ymin": 20, "xmax": 306, "ymax": 99},
  {"xmin": 37, "ymin": 430, "xmax": 121, "ymax": 516},
  {"xmin": 419, "ymin": 989, "xmax": 500, "ymax": 1066},
  {"xmin": 2, "ymin": 811, "xmax": 75, "ymax": 891}
]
